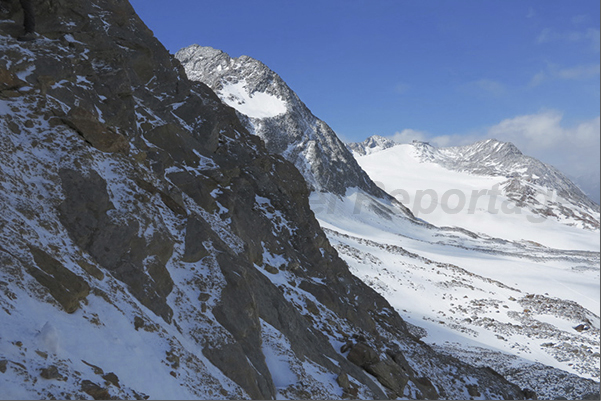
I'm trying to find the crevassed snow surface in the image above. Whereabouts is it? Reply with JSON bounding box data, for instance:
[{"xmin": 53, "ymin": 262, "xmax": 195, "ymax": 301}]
[
  {"xmin": 355, "ymin": 144, "xmax": 600, "ymax": 251},
  {"xmin": 217, "ymin": 81, "xmax": 286, "ymax": 119}
]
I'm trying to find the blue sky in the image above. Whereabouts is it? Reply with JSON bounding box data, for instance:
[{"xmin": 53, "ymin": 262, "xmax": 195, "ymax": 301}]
[{"xmin": 130, "ymin": 0, "xmax": 600, "ymax": 198}]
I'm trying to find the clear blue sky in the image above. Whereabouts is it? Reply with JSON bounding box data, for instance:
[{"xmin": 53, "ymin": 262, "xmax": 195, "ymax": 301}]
[{"xmin": 129, "ymin": 0, "xmax": 600, "ymax": 195}]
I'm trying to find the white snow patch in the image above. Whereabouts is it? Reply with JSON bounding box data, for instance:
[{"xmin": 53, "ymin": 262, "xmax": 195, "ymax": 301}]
[
  {"xmin": 260, "ymin": 319, "xmax": 297, "ymax": 389},
  {"xmin": 218, "ymin": 81, "xmax": 286, "ymax": 119}
]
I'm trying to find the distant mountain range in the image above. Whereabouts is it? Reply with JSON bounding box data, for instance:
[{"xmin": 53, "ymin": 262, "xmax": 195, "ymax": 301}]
[{"xmin": 350, "ymin": 136, "xmax": 600, "ymax": 235}]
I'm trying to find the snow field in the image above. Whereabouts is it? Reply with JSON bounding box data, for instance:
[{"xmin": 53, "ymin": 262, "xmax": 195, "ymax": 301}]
[
  {"xmin": 355, "ymin": 145, "xmax": 600, "ymax": 251},
  {"xmin": 218, "ymin": 80, "xmax": 287, "ymax": 119},
  {"xmin": 310, "ymin": 189, "xmax": 600, "ymax": 381}
]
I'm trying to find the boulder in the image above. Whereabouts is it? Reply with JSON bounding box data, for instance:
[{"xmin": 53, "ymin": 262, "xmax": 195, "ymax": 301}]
[
  {"xmin": 0, "ymin": 68, "xmax": 26, "ymax": 96},
  {"xmin": 27, "ymin": 245, "xmax": 90, "ymax": 314},
  {"xmin": 80, "ymin": 380, "xmax": 110, "ymax": 400},
  {"xmin": 62, "ymin": 106, "xmax": 129, "ymax": 154},
  {"xmin": 40, "ymin": 365, "xmax": 63, "ymax": 380},
  {"xmin": 365, "ymin": 359, "xmax": 409, "ymax": 396},
  {"xmin": 347, "ymin": 343, "xmax": 379, "ymax": 368}
]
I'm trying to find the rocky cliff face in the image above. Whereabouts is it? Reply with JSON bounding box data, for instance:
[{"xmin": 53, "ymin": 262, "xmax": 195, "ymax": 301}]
[
  {"xmin": 174, "ymin": 45, "xmax": 388, "ymax": 198},
  {"xmin": 0, "ymin": 1, "xmax": 530, "ymax": 399}
]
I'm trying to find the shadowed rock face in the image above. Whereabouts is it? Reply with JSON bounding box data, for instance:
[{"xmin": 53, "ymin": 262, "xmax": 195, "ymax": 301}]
[{"xmin": 0, "ymin": 1, "xmax": 529, "ymax": 399}]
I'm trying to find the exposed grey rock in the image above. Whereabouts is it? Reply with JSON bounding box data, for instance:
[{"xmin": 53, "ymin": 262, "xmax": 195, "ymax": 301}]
[
  {"xmin": 347, "ymin": 343, "xmax": 379, "ymax": 367},
  {"xmin": 80, "ymin": 379, "xmax": 110, "ymax": 400},
  {"xmin": 175, "ymin": 44, "xmax": 388, "ymax": 198},
  {"xmin": 347, "ymin": 135, "xmax": 396, "ymax": 156},
  {"xmin": 61, "ymin": 106, "xmax": 129, "ymax": 154},
  {"xmin": 102, "ymin": 372, "xmax": 120, "ymax": 388},
  {"xmin": 58, "ymin": 168, "xmax": 175, "ymax": 323},
  {"xmin": 26, "ymin": 245, "xmax": 90, "ymax": 314},
  {"xmin": 40, "ymin": 365, "xmax": 63, "ymax": 380}
]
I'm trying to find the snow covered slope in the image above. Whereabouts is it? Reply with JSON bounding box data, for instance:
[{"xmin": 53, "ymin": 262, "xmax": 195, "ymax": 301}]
[
  {"xmin": 174, "ymin": 45, "xmax": 389, "ymax": 199},
  {"xmin": 336, "ymin": 138, "xmax": 600, "ymax": 398},
  {"xmin": 351, "ymin": 139, "xmax": 600, "ymax": 250},
  {"xmin": 311, "ymin": 189, "xmax": 600, "ymax": 400}
]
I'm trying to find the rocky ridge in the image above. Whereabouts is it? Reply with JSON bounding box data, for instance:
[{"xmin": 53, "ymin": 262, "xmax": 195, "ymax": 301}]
[
  {"xmin": 174, "ymin": 44, "xmax": 390, "ymax": 199},
  {"xmin": 347, "ymin": 134, "xmax": 396, "ymax": 156},
  {"xmin": 0, "ymin": 0, "xmax": 529, "ymax": 399}
]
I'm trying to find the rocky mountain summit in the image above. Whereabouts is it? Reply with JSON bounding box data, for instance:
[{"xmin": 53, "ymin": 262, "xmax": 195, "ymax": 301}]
[
  {"xmin": 347, "ymin": 134, "xmax": 396, "ymax": 156},
  {"xmin": 175, "ymin": 44, "xmax": 388, "ymax": 199},
  {"xmin": 0, "ymin": 0, "xmax": 536, "ymax": 399}
]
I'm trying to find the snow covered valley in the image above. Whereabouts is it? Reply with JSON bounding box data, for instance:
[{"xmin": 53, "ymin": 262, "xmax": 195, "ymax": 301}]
[{"xmin": 310, "ymin": 188, "xmax": 600, "ymax": 399}]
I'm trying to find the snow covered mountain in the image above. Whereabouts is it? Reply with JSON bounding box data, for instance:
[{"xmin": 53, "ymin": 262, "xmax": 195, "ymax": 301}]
[
  {"xmin": 174, "ymin": 45, "xmax": 388, "ymax": 199},
  {"xmin": 337, "ymin": 137, "xmax": 600, "ymax": 398},
  {"xmin": 350, "ymin": 138, "xmax": 600, "ymax": 246},
  {"xmin": 0, "ymin": 1, "xmax": 548, "ymax": 400}
]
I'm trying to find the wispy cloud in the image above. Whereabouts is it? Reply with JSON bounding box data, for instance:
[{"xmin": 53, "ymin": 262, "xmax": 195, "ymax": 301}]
[
  {"xmin": 393, "ymin": 82, "xmax": 410, "ymax": 95},
  {"xmin": 474, "ymin": 79, "xmax": 506, "ymax": 96},
  {"xmin": 536, "ymin": 27, "xmax": 600, "ymax": 52},
  {"xmin": 390, "ymin": 129, "xmax": 428, "ymax": 143},
  {"xmin": 486, "ymin": 111, "xmax": 600, "ymax": 179},
  {"xmin": 462, "ymin": 79, "xmax": 507, "ymax": 97},
  {"xmin": 571, "ymin": 14, "xmax": 589, "ymax": 25},
  {"xmin": 529, "ymin": 71, "xmax": 546, "ymax": 87},
  {"xmin": 556, "ymin": 64, "xmax": 600, "ymax": 79},
  {"xmin": 526, "ymin": 7, "xmax": 535, "ymax": 18},
  {"xmin": 390, "ymin": 129, "xmax": 469, "ymax": 148},
  {"xmin": 529, "ymin": 63, "xmax": 599, "ymax": 86}
]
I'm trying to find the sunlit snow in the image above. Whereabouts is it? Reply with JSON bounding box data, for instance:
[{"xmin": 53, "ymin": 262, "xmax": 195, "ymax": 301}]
[
  {"xmin": 310, "ymin": 188, "xmax": 600, "ymax": 384},
  {"xmin": 217, "ymin": 81, "xmax": 287, "ymax": 119},
  {"xmin": 355, "ymin": 144, "xmax": 600, "ymax": 251}
]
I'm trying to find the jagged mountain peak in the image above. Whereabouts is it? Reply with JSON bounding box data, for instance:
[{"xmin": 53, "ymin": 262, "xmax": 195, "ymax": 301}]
[
  {"xmin": 175, "ymin": 44, "xmax": 391, "ymax": 199},
  {"xmin": 445, "ymin": 138, "xmax": 524, "ymax": 161},
  {"xmin": 354, "ymin": 137, "xmax": 600, "ymax": 232},
  {"xmin": 176, "ymin": 44, "xmax": 290, "ymax": 117},
  {"xmin": 438, "ymin": 140, "xmax": 597, "ymax": 210},
  {"xmin": 382, "ymin": 137, "xmax": 597, "ymax": 213},
  {"xmin": 347, "ymin": 135, "xmax": 397, "ymax": 156}
]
